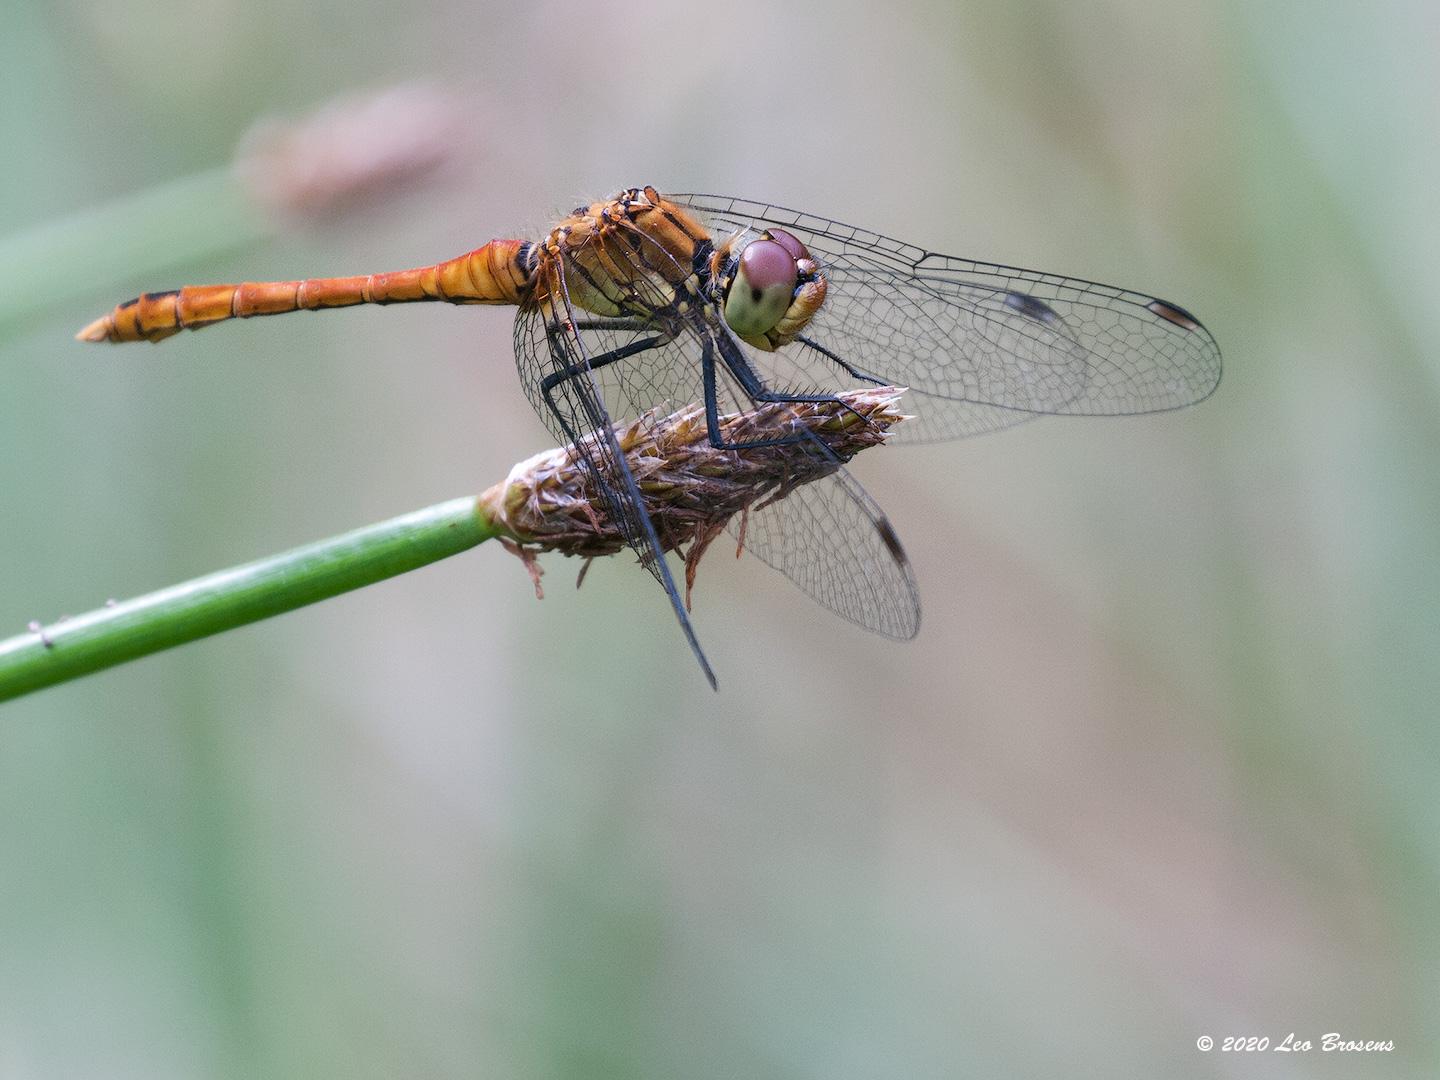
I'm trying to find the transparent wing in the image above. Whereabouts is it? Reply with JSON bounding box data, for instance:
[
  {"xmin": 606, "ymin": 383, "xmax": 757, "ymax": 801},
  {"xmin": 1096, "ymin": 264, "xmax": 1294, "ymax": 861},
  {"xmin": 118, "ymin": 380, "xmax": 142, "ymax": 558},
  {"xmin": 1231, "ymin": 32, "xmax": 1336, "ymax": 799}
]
[
  {"xmin": 519, "ymin": 320, "xmax": 723, "ymax": 432},
  {"xmin": 671, "ymin": 193, "xmax": 1222, "ymax": 443},
  {"xmin": 728, "ymin": 449, "xmax": 920, "ymax": 639}
]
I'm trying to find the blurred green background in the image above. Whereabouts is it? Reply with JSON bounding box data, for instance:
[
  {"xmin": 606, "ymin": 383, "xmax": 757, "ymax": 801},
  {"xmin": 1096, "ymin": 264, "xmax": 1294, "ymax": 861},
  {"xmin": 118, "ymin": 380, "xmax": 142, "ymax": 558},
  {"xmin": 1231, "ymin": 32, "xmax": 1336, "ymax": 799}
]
[{"xmin": 2, "ymin": 1, "xmax": 1435, "ymax": 1076}]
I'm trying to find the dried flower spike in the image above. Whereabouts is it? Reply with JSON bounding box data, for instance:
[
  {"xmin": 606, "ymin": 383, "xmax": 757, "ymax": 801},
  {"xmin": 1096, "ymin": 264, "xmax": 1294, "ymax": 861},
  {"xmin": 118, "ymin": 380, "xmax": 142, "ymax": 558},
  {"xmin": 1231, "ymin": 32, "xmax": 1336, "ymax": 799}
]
[{"xmin": 480, "ymin": 387, "xmax": 910, "ymax": 602}]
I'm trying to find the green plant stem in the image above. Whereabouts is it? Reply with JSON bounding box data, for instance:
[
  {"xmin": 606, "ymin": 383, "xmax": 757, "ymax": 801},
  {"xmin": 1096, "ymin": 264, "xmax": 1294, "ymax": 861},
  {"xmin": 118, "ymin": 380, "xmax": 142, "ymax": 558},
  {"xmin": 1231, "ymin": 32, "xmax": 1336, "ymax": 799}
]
[{"xmin": 0, "ymin": 497, "xmax": 501, "ymax": 704}]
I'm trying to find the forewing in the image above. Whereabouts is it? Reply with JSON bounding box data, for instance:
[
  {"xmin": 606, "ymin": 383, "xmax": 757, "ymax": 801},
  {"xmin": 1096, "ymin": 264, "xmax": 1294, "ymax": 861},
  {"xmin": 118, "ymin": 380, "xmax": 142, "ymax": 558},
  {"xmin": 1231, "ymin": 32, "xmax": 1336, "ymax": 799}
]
[
  {"xmin": 729, "ymin": 440, "xmax": 920, "ymax": 640},
  {"xmin": 671, "ymin": 193, "xmax": 1221, "ymax": 442}
]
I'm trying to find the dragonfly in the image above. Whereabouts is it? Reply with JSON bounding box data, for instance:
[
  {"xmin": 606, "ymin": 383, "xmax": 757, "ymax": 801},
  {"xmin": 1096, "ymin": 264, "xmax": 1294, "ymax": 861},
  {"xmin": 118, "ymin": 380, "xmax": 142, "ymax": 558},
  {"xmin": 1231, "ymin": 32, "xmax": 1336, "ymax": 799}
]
[{"xmin": 78, "ymin": 185, "xmax": 1221, "ymax": 688}]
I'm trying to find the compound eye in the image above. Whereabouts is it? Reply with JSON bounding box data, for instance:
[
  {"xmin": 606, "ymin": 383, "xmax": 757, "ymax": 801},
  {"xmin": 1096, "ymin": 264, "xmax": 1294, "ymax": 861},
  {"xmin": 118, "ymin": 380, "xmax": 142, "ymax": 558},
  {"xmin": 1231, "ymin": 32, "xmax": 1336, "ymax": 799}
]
[
  {"xmin": 723, "ymin": 238, "xmax": 798, "ymax": 338},
  {"xmin": 767, "ymin": 228, "xmax": 810, "ymax": 263}
]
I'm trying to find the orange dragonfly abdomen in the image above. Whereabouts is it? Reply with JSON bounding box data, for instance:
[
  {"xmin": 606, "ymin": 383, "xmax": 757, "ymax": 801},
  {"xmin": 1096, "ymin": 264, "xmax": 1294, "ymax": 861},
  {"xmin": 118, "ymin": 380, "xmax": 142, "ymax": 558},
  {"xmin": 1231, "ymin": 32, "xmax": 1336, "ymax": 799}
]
[{"xmin": 77, "ymin": 238, "xmax": 535, "ymax": 343}]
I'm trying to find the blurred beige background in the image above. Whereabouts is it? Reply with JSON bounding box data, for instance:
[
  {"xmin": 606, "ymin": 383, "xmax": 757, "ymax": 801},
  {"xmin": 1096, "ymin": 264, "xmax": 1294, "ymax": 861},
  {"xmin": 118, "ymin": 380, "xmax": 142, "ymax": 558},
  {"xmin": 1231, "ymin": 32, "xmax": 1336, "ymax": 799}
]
[{"xmin": 1, "ymin": 1, "xmax": 1434, "ymax": 1077}]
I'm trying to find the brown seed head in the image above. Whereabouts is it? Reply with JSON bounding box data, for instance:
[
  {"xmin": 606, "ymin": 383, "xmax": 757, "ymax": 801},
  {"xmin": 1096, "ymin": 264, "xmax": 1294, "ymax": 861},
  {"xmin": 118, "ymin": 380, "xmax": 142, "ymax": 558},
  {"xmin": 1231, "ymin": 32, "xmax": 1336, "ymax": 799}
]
[{"xmin": 480, "ymin": 387, "xmax": 910, "ymax": 593}]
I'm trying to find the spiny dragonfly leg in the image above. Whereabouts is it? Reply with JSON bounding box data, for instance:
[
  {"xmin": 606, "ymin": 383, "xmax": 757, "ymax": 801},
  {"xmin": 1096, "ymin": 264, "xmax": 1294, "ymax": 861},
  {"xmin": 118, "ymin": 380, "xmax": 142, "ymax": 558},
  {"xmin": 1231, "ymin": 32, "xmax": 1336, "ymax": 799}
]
[
  {"xmin": 795, "ymin": 334, "xmax": 887, "ymax": 386},
  {"xmin": 703, "ymin": 333, "xmax": 868, "ymax": 451},
  {"xmin": 568, "ymin": 318, "xmax": 654, "ymax": 332}
]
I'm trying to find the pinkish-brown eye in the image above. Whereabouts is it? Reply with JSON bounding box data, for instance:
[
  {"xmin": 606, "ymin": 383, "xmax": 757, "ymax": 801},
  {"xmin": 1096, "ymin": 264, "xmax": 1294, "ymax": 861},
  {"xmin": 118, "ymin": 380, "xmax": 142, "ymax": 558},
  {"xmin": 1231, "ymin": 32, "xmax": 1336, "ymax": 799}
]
[
  {"xmin": 724, "ymin": 238, "xmax": 798, "ymax": 339},
  {"xmin": 767, "ymin": 228, "xmax": 810, "ymax": 263},
  {"xmin": 739, "ymin": 238, "xmax": 798, "ymax": 293}
]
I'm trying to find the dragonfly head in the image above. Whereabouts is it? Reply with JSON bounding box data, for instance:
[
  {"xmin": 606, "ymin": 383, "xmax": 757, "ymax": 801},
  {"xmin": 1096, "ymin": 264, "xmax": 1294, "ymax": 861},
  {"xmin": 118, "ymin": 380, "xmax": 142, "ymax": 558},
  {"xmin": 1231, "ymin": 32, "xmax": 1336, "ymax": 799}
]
[{"xmin": 715, "ymin": 228, "xmax": 827, "ymax": 351}]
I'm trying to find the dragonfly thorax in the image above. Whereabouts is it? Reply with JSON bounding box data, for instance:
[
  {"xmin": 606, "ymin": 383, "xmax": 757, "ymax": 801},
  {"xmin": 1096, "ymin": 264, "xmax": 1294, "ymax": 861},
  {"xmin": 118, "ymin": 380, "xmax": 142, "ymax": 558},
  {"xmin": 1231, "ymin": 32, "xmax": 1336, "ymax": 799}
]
[{"xmin": 533, "ymin": 186, "xmax": 716, "ymax": 325}]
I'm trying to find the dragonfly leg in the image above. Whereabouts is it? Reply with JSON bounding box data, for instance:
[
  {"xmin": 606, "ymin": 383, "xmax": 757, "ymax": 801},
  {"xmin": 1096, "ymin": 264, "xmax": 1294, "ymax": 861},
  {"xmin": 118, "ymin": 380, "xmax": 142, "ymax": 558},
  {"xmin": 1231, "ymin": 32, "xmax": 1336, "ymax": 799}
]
[
  {"xmin": 795, "ymin": 334, "xmax": 887, "ymax": 386},
  {"xmin": 569, "ymin": 318, "xmax": 654, "ymax": 331},
  {"xmin": 536, "ymin": 326, "xmax": 719, "ymax": 689},
  {"xmin": 704, "ymin": 333, "xmax": 871, "ymax": 450}
]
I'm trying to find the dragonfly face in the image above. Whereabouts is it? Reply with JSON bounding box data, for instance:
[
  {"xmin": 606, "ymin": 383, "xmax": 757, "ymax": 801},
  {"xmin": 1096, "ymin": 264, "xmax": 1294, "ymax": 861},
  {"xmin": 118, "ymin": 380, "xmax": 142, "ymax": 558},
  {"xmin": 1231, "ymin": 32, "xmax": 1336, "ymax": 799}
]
[{"xmin": 710, "ymin": 226, "xmax": 828, "ymax": 351}]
